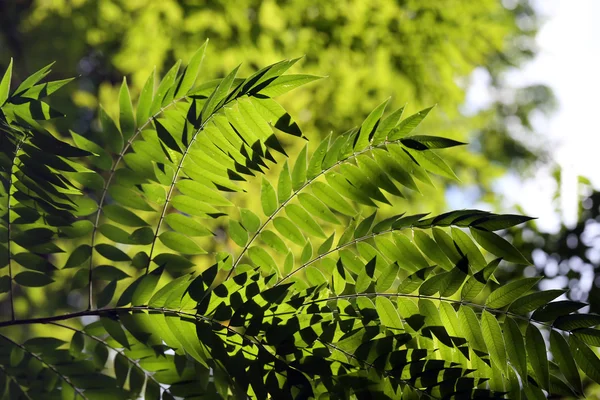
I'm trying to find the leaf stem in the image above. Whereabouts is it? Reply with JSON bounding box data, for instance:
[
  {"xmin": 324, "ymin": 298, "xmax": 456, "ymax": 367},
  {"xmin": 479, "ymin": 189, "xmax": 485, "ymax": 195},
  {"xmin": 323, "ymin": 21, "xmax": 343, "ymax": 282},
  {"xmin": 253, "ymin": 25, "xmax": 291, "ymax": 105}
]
[
  {"xmin": 0, "ymin": 332, "xmax": 89, "ymax": 399},
  {"xmin": 276, "ymin": 227, "xmax": 399, "ymax": 285},
  {"xmin": 145, "ymin": 92, "xmax": 243, "ymax": 273},
  {"xmin": 5, "ymin": 132, "xmax": 26, "ymax": 321},
  {"xmin": 303, "ymin": 292, "xmax": 553, "ymax": 328},
  {"xmin": 0, "ymin": 363, "xmax": 33, "ymax": 400},
  {"xmin": 87, "ymin": 96, "xmax": 189, "ymax": 310},
  {"xmin": 50, "ymin": 322, "xmax": 172, "ymax": 397}
]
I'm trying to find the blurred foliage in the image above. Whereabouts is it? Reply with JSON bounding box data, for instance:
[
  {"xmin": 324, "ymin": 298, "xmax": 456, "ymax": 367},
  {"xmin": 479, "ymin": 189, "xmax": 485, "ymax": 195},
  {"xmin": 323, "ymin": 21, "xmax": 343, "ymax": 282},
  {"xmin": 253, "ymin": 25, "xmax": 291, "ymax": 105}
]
[
  {"xmin": 0, "ymin": 0, "xmax": 555, "ymax": 213},
  {"xmin": 512, "ymin": 183, "xmax": 600, "ymax": 313}
]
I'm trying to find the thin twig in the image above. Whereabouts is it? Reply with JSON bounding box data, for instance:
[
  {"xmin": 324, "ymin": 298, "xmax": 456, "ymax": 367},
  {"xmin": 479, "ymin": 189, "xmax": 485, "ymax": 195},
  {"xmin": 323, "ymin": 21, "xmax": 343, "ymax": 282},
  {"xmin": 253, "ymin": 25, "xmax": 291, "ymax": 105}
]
[{"xmin": 0, "ymin": 332, "xmax": 88, "ymax": 399}]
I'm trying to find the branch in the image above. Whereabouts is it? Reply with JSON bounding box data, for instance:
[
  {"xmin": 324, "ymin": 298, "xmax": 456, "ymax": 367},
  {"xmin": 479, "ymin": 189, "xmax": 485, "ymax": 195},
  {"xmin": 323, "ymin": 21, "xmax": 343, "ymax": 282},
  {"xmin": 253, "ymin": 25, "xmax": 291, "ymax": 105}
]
[
  {"xmin": 0, "ymin": 332, "xmax": 88, "ymax": 399},
  {"xmin": 228, "ymin": 138, "xmax": 408, "ymax": 279},
  {"xmin": 0, "ymin": 363, "xmax": 33, "ymax": 400}
]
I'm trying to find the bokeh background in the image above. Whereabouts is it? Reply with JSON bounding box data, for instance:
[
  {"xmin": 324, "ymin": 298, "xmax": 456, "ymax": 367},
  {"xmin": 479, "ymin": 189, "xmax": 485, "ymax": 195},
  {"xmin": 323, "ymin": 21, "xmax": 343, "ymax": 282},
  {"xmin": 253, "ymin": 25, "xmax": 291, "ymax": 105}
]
[{"xmin": 2, "ymin": 0, "xmax": 600, "ymax": 394}]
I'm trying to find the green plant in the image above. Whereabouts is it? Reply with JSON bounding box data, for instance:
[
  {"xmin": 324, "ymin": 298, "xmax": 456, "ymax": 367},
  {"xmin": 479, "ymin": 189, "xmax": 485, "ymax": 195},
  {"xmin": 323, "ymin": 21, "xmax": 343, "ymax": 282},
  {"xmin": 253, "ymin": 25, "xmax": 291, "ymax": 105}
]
[{"xmin": 0, "ymin": 44, "xmax": 598, "ymax": 399}]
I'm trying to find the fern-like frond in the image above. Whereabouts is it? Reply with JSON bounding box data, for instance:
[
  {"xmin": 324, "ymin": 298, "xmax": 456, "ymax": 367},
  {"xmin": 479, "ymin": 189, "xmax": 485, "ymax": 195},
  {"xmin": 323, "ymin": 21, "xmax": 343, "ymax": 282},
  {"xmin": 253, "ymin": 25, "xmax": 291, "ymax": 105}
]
[{"xmin": 0, "ymin": 46, "xmax": 598, "ymax": 399}]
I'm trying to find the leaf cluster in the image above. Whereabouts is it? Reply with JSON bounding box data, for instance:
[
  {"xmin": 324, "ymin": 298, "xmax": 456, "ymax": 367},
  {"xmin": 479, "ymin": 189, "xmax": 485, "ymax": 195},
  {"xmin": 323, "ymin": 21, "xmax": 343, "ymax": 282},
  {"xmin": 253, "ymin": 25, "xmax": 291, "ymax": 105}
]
[{"xmin": 0, "ymin": 45, "xmax": 597, "ymax": 399}]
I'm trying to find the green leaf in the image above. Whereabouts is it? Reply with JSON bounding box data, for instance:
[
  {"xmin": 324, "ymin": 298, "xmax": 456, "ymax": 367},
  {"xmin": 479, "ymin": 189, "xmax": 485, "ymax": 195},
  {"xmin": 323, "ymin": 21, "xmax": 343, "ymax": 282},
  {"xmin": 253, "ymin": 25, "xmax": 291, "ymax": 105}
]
[
  {"xmin": 451, "ymin": 227, "xmax": 486, "ymax": 271},
  {"xmin": 10, "ymin": 347, "xmax": 23, "ymax": 366},
  {"xmin": 573, "ymin": 328, "xmax": 600, "ymax": 347},
  {"xmin": 176, "ymin": 180, "xmax": 233, "ymax": 207},
  {"xmin": 550, "ymin": 330, "xmax": 582, "ymax": 394},
  {"xmin": 200, "ymin": 63, "xmax": 238, "ymax": 122},
  {"xmin": 0, "ymin": 276, "xmax": 10, "ymax": 293},
  {"xmin": 405, "ymin": 147, "xmax": 458, "ymax": 180},
  {"xmin": 0, "ymin": 58, "xmax": 12, "ymax": 106},
  {"xmin": 354, "ymin": 212, "xmax": 377, "ymax": 238},
  {"xmin": 311, "ymin": 181, "xmax": 356, "ymax": 216},
  {"xmin": 277, "ymin": 161, "xmax": 292, "ymax": 204},
  {"xmin": 258, "ymin": 74, "xmax": 323, "ymax": 97},
  {"xmin": 458, "ymin": 306, "xmax": 487, "ymax": 352},
  {"xmin": 103, "ymin": 204, "xmax": 149, "ymax": 227},
  {"xmin": 93, "ymin": 265, "xmax": 130, "ymax": 281},
  {"xmin": 249, "ymin": 96, "xmax": 303, "ymax": 137},
  {"xmin": 485, "ymin": 278, "xmax": 541, "ymax": 309},
  {"xmin": 97, "ymin": 281, "xmax": 117, "ymax": 308},
  {"xmin": 171, "ymin": 195, "xmax": 220, "ymax": 217},
  {"xmin": 114, "ymin": 353, "xmax": 129, "ymax": 388},
  {"xmin": 388, "ymin": 106, "xmax": 434, "ymax": 140},
  {"xmin": 481, "ymin": 310, "xmax": 507, "ymax": 374},
  {"xmin": 70, "ymin": 331, "xmax": 84, "ymax": 356},
  {"xmin": 292, "ymin": 144, "xmax": 308, "ymax": 191},
  {"xmin": 64, "ymin": 244, "xmax": 92, "ymax": 268},
  {"xmin": 413, "ymin": 230, "xmax": 451, "ymax": 270},
  {"xmin": 101, "ymin": 317, "xmax": 130, "ymax": 349},
  {"xmin": 176, "ymin": 40, "xmax": 208, "ymax": 97},
  {"xmin": 164, "ymin": 213, "xmax": 213, "ymax": 237},
  {"xmin": 300, "ymin": 239, "xmax": 312, "ymax": 264},
  {"xmin": 470, "ymin": 227, "xmax": 530, "ymax": 264},
  {"xmin": 95, "ymin": 244, "xmax": 131, "ymax": 262},
  {"xmin": 136, "ymin": 68, "xmax": 155, "ymax": 125},
  {"xmin": 99, "ymin": 106, "xmax": 124, "ymax": 153},
  {"xmin": 151, "ymin": 59, "xmax": 181, "ymax": 114},
  {"xmin": 503, "ymin": 318, "xmax": 527, "ymax": 380},
  {"xmin": 70, "ymin": 131, "xmax": 113, "ymax": 170},
  {"xmin": 371, "ymin": 105, "xmax": 405, "ymax": 145},
  {"xmin": 159, "ymin": 231, "xmax": 206, "ymax": 255},
  {"xmin": 356, "ymin": 98, "xmax": 389, "ymax": 150},
  {"xmin": 376, "ymin": 262, "xmax": 398, "ymax": 292},
  {"xmin": 248, "ymin": 246, "xmax": 277, "ymax": 273},
  {"xmin": 400, "ymin": 135, "xmax": 465, "ymax": 150},
  {"xmin": 285, "ymin": 204, "xmax": 326, "ymax": 238},
  {"xmin": 109, "ymin": 185, "xmax": 154, "ymax": 211},
  {"xmin": 119, "ymin": 77, "xmax": 135, "ymax": 141},
  {"xmin": 508, "ymin": 289, "xmax": 566, "ymax": 314},
  {"xmin": 331, "ymin": 262, "xmax": 346, "ymax": 295},
  {"xmin": 532, "ymin": 300, "xmax": 587, "ymax": 321},
  {"xmin": 570, "ymin": 336, "xmax": 600, "ymax": 385},
  {"xmin": 298, "ymin": 193, "xmax": 340, "ymax": 224},
  {"xmin": 273, "ymin": 217, "xmax": 305, "ymax": 246},
  {"xmin": 24, "ymin": 337, "xmax": 65, "ymax": 353},
  {"xmin": 14, "ymin": 271, "xmax": 54, "ymax": 287},
  {"xmin": 260, "ymin": 230, "xmax": 289, "ymax": 254},
  {"xmin": 132, "ymin": 266, "xmax": 164, "ymax": 306},
  {"xmin": 260, "ymin": 176, "xmax": 278, "ymax": 216},
  {"xmin": 12, "ymin": 62, "xmax": 53, "ymax": 94},
  {"xmin": 229, "ymin": 220, "xmax": 248, "ymax": 247},
  {"xmin": 153, "ymin": 253, "xmax": 194, "ymax": 270},
  {"xmin": 240, "ymin": 209, "xmax": 261, "ymax": 232},
  {"xmin": 307, "ymin": 134, "xmax": 330, "ymax": 179},
  {"xmin": 376, "ymin": 297, "xmax": 403, "ymax": 330},
  {"xmin": 471, "ymin": 214, "xmax": 535, "ymax": 231},
  {"xmin": 554, "ymin": 314, "xmax": 600, "ymax": 331},
  {"xmin": 318, "ymin": 233, "xmax": 335, "ymax": 255},
  {"xmin": 526, "ymin": 323, "xmax": 549, "ymax": 390}
]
